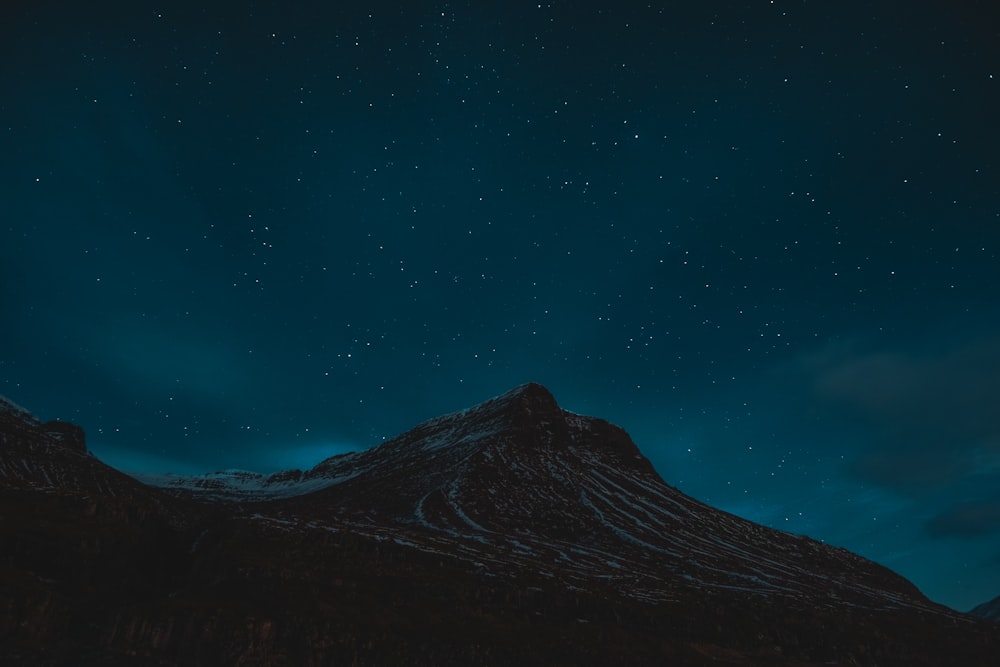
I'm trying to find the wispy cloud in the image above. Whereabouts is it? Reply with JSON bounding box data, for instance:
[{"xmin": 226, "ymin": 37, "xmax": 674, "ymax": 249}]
[
  {"xmin": 795, "ymin": 333, "xmax": 1000, "ymax": 494},
  {"xmin": 926, "ymin": 498, "xmax": 1000, "ymax": 539}
]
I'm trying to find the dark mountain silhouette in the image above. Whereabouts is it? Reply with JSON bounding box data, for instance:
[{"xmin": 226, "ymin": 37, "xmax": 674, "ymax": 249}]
[
  {"xmin": 970, "ymin": 594, "xmax": 1000, "ymax": 622},
  {"xmin": 2, "ymin": 385, "xmax": 999, "ymax": 665}
]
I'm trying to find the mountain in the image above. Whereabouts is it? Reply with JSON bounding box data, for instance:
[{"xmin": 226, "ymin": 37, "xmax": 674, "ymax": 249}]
[
  {"xmin": 970, "ymin": 594, "xmax": 1000, "ymax": 622},
  {"xmin": 2, "ymin": 384, "xmax": 999, "ymax": 665}
]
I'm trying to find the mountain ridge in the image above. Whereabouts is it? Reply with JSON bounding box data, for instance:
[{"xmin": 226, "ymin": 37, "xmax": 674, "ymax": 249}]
[
  {"xmin": 3, "ymin": 384, "xmax": 999, "ymax": 665},
  {"xmin": 970, "ymin": 593, "xmax": 1000, "ymax": 621}
]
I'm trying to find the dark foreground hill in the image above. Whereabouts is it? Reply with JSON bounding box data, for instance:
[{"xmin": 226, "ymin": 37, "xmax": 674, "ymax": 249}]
[{"xmin": 2, "ymin": 384, "xmax": 998, "ymax": 665}]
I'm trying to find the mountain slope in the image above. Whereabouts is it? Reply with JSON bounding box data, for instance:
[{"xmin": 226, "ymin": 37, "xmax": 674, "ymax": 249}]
[
  {"xmin": 1, "ymin": 396, "xmax": 137, "ymax": 496},
  {"xmin": 144, "ymin": 384, "xmax": 932, "ymax": 610},
  {"xmin": 3, "ymin": 385, "xmax": 1000, "ymax": 665},
  {"xmin": 970, "ymin": 593, "xmax": 1000, "ymax": 621}
]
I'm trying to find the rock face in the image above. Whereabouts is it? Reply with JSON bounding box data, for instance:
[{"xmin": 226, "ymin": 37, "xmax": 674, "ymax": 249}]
[{"xmin": 2, "ymin": 385, "xmax": 1000, "ymax": 666}]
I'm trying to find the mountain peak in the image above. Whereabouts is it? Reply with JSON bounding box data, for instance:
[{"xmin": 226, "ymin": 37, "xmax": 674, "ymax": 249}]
[
  {"xmin": 379, "ymin": 382, "xmax": 568, "ymax": 458},
  {"xmin": 459, "ymin": 381, "xmax": 560, "ymax": 420},
  {"xmin": 495, "ymin": 381, "xmax": 557, "ymax": 404}
]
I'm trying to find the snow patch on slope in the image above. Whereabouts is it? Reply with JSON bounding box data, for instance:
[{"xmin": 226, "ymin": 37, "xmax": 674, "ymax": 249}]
[{"xmin": 132, "ymin": 464, "xmax": 366, "ymax": 501}]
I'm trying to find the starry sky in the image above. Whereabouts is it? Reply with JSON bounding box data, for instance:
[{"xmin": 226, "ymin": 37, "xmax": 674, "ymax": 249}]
[{"xmin": 2, "ymin": 0, "xmax": 999, "ymax": 611}]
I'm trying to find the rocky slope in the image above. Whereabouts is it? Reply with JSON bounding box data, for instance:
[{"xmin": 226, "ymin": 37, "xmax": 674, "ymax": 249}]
[{"xmin": 2, "ymin": 385, "xmax": 999, "ymax": 665}]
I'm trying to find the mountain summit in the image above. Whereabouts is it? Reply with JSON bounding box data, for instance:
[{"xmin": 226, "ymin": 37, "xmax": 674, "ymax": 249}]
[
  {"xmin": 150, "ymin": 381, "xmax": 931, "ymax": 609},
  {"xmin": 3, "ymin": 385, "xmax": 1000, "ymax": 665}
]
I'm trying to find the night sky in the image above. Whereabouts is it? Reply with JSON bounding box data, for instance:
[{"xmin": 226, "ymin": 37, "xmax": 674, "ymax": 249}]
[{"xmin": 2, "ymin": 1, "xmax": 999, "ymax": 611}]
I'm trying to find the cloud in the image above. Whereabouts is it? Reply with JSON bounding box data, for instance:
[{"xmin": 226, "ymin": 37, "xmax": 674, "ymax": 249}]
[
  {"xmin": 847, "ymin": 450, "xmax": 965, "ymax": 492},
  {"xmin": 797, "ymin": 333, "xmax": 1000, "ymax": 494},
  {"xmin": 926, "ymin": 499, "xmax": 1000, "ymax": 539},
  {"xmin": 815, "ymin": 337, "xmax": 1000, "ymax": 439}
]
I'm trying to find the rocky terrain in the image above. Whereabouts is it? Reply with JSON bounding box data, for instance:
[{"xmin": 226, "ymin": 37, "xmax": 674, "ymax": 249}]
[{"xmin": 2, "ymin": 384, "xmax": 999, "ymax": 665}]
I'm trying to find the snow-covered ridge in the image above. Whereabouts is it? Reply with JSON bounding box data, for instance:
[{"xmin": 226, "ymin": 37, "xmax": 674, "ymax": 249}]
[
  {"xmin": 970, "ymin": 594, "xmax": 1000, "ymax": 620},
  {"xmin": 0, "ymin": 395, "xmax": 40, "ymax": 424},
  {"xmin": 133, "ymin": 470, "xmax": 330, "ymax": 501},
  {"xmin": 131, "ymin": 451, "xmax": 371, "ymax": 502},
  {"xmin": 134, "ymin": 383, "xmax": 561, "ymax": 504}
]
